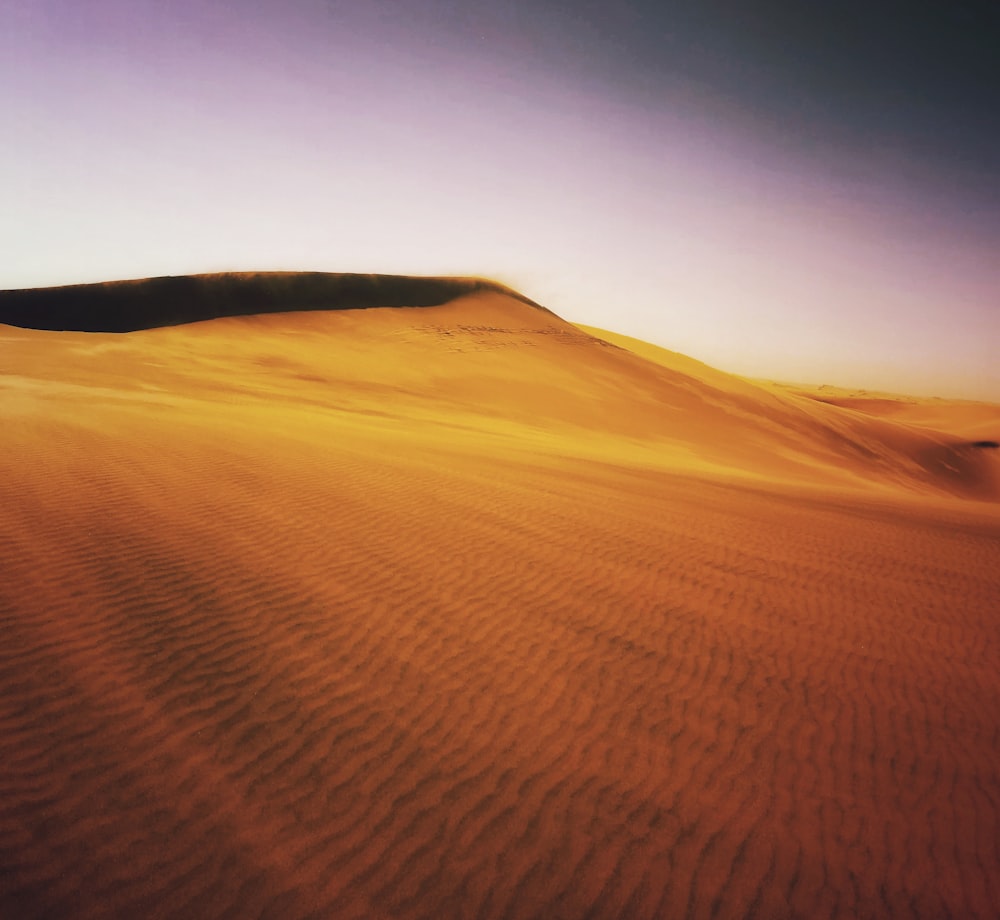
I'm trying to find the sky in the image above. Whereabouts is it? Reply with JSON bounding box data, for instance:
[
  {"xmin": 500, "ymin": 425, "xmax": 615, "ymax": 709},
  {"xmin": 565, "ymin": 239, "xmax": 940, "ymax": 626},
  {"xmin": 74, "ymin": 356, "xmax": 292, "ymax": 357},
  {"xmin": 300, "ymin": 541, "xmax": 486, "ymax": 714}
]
[{"xmin": 2, "ymin": 0, "xmax": 998, "ymax": 398}]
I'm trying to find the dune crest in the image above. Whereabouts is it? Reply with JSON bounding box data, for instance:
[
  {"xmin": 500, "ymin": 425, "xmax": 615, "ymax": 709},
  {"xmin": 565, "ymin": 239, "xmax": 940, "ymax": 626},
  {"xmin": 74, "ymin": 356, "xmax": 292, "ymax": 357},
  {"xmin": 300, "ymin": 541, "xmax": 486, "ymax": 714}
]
[{"xmin": 0, "ymin": 271, "xmax": 545, "ymax": 332}]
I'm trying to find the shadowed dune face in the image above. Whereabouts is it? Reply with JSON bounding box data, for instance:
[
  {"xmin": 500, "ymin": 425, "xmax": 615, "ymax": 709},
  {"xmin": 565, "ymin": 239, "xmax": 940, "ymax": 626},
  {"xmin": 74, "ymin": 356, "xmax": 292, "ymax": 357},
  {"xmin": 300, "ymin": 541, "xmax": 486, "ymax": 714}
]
[
  {"xmin": 0, "ymin": 271, "xmax": 543, "ymax": 332},
  {"xmin": 2, "ymin": 284, "xmax": 1000, "ymax": 919}
]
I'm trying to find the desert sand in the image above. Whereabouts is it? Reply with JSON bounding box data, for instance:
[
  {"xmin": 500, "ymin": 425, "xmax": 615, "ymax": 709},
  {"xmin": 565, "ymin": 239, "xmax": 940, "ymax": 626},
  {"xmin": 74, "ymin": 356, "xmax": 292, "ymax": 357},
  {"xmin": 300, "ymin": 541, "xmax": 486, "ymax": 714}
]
[{"xmin": 1, "ymin": 274, "xmax": 998, "ymax": 919}]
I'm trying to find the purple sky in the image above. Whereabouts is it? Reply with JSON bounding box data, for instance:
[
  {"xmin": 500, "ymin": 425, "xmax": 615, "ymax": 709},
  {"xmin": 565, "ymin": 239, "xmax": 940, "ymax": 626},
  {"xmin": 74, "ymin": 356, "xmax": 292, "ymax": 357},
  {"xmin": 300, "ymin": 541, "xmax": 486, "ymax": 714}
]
[{"xmin": 2, "ymin": 1, "xmax": 998, "ymax": 398}]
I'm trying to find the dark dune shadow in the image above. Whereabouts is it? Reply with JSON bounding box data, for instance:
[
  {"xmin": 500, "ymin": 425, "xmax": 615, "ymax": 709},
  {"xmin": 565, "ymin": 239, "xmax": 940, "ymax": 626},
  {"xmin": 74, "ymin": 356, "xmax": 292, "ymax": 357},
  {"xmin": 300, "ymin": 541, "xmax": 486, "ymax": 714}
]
[
  {"xmin": 915, "ymin": 441, "xmax": 1000, "ymax": 501},
  {"xmin": 0, "ymin": 272, "xmax": 546, "ymax": 332}
]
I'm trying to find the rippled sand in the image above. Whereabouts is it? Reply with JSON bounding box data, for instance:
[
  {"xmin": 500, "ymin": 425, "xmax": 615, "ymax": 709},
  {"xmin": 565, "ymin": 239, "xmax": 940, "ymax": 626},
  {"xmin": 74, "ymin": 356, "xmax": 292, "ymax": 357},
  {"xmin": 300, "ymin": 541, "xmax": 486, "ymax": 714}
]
[{"xmin": 2, "ymin": 286, "xmax": 998, "ymax": 918}]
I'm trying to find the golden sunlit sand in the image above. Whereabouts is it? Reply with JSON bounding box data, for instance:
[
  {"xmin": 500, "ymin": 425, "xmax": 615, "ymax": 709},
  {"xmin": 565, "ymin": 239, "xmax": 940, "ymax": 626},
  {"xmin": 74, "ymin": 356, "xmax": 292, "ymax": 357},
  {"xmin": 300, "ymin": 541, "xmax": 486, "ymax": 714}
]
[{"xmin": 1, "ymin": 274, "xmax": 998, "ymax": 919}]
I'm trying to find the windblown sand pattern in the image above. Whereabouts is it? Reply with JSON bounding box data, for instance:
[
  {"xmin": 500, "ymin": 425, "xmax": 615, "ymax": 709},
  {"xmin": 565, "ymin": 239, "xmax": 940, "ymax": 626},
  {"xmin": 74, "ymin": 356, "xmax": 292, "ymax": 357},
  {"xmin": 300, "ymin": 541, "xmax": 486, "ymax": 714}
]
[{"xmin": 1, "ymin": 279, "xmax": 999, "ymax": 918}]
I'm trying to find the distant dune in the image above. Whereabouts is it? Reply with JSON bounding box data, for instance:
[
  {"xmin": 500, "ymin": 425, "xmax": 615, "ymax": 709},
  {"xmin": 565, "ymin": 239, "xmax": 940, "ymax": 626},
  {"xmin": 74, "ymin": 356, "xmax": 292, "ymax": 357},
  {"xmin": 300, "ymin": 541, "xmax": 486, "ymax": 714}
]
[
  {"xmin": 2, "ymin": 276, "xmax": 999, "ymax": 919},
  {"xmin": 576, "ymin": 324, "xmax": 1000, "ymax": 501},
  {"xmin": 766, "ymin": 379, "xmax": 1000, "ymax": 440}
]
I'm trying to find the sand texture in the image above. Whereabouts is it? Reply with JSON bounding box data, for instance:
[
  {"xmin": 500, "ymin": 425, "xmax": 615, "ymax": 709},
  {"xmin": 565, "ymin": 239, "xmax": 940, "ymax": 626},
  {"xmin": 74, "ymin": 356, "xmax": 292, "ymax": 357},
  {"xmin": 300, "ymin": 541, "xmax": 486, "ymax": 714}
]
[{"xmin": 2, "ymin": 281, "xmax": 999, "ymax": 919}]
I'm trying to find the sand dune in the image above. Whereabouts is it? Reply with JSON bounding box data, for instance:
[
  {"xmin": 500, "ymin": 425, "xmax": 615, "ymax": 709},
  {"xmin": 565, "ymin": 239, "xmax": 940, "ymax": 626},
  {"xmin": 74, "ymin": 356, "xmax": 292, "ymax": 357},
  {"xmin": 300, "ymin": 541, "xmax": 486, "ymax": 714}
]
[
  {"xmin": 577, "ymin": 324, "xmax": 999, "ymax": 501},
  {"xmin": 2, "ymin": 277, "xmax": 999, "ymax": 919},
  {"xmin": 767, "ymin": 380, "xmax": 1000, "ymax": 441}
]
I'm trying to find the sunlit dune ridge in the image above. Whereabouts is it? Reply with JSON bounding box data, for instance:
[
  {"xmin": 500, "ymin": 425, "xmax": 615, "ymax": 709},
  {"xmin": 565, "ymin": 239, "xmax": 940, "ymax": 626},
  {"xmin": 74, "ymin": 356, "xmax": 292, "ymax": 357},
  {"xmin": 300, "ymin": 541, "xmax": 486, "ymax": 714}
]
[{"xmin": 1, "ymin": 275, "xmax": 999, "ymax": 919}]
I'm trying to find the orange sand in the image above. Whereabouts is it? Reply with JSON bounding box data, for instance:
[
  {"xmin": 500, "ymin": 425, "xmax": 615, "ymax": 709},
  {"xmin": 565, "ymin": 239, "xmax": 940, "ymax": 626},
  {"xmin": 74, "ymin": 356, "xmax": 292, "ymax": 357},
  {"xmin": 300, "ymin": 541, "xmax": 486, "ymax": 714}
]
[{"xmin": 1, "ymin": 289, "xmax": 999, "ymax": 918}]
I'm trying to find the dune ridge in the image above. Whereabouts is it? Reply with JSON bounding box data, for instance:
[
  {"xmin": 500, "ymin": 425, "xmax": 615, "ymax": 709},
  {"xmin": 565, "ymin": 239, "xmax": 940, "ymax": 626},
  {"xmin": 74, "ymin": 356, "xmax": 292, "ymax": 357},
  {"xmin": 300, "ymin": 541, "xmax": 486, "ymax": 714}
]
[
  {"xmin": 2, "ymin": 282, "xmax": 999, "ymax": 918},
  {"xmin": 0, "ymin": 271, "xmax": 545, "ymax": 332}
]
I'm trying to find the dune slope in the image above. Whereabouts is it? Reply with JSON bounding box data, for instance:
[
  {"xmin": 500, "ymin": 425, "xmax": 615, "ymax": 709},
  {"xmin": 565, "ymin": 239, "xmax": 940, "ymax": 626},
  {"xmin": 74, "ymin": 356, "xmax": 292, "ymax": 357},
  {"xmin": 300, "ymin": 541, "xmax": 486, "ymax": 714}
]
[
  {"xmin": 1, "ymin": 280, "xmax": 999, "ymax": 919},
  {"xmin": 576, "ymin": 323, "xmax": 1000, "ymax": 501}
]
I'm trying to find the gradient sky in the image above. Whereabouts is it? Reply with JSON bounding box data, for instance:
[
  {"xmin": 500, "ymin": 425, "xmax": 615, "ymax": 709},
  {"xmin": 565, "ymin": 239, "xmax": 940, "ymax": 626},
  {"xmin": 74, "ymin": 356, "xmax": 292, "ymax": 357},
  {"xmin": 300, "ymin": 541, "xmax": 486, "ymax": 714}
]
[{"xmin": 2, "ymin": 0, "xmax": 998, "ymax": 398}]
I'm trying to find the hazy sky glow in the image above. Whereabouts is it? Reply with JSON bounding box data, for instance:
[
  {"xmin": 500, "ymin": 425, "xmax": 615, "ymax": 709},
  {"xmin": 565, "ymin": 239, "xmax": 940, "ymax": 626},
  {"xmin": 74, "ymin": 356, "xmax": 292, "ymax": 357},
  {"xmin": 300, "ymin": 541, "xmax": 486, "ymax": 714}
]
[{"xmin": 2, "ymin": 1, "xmax": 998, "ymax": 398}]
